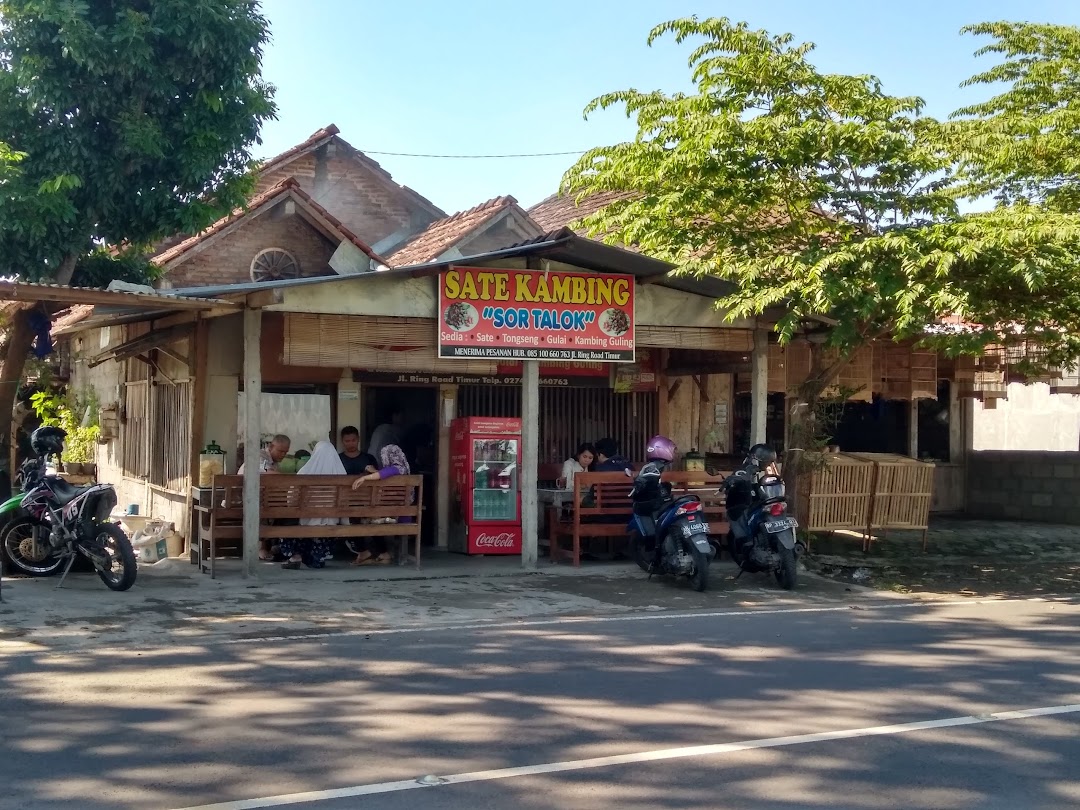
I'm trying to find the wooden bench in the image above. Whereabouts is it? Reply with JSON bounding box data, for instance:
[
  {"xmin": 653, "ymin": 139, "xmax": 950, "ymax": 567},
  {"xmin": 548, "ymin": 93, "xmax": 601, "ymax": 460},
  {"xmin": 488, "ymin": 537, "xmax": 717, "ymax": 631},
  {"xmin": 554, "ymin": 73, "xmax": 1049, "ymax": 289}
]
[
  {"xmin": 196, "ymin": 474, "xmax": 423, "ymax": 578},
  {"xmin": 548, "ymin": 471, "xmax": 730, "ymax": 567}
]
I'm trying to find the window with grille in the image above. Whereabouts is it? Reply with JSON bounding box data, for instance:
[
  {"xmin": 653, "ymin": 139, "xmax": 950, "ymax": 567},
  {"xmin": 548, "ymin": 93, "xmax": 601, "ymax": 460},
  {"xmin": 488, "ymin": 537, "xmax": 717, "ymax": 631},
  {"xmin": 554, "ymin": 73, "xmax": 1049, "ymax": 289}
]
[{"xmin": 457, "ymin": 385, "xmax": 658, "ymax": 465}]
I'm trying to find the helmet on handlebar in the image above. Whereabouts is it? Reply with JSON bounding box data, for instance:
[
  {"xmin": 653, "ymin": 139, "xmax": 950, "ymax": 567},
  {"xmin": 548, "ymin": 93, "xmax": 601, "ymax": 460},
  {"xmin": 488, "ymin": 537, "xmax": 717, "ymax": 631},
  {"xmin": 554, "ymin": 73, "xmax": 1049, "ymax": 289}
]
[
  {"xmin": 747, "ymin": 443, "xmax": 777, "ymax": 467},
  {"xmin": 645, "ymin": 435, "xmax": 676, "ymax": 463},
  {"xmin": 30, "ymin": 425, "xmax": 66, "ymax": 458}
]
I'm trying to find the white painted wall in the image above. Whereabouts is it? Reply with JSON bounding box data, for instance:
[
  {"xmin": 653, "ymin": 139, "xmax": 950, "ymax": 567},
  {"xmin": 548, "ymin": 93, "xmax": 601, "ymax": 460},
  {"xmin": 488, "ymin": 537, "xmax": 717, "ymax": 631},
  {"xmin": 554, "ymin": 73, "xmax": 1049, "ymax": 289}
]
[{"xmin": 971, "ymin": 382, "xmax": 1080, "ymax": 451}]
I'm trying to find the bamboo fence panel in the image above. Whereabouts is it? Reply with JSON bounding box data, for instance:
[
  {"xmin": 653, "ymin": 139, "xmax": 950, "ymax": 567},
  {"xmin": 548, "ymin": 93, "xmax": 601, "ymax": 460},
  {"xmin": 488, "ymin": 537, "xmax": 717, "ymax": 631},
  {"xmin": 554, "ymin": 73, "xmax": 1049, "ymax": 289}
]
[
  {"xmin": 802, "ymin": 453, "xmax": 876, "ymax": 546},
  {"xmin": 849, "ymin": 453, "xmax": 935, "ymax": 550}
]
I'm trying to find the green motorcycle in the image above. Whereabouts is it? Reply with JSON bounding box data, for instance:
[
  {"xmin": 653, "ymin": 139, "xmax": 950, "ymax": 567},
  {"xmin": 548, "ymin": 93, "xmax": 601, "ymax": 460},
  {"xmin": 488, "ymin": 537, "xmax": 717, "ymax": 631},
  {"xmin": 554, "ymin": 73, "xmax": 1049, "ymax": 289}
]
[{"xmin": 0, "ymin": 458, "xmax": 66, "ymax": 577}]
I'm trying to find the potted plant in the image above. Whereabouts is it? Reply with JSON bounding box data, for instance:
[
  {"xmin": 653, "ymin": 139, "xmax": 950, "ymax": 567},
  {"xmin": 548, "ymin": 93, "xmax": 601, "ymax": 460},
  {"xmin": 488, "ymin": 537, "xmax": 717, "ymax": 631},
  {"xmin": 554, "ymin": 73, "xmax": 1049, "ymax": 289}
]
[{"xmin": 30, "ymin": 390, "xmax": 100, "ymax": 475}]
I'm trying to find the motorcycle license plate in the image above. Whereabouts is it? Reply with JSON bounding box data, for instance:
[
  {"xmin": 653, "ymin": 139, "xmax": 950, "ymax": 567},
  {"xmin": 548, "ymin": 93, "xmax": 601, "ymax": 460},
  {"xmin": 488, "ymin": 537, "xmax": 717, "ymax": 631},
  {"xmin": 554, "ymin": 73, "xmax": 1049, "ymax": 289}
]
[
  {"xmin": 681, "ymin": 522, "xmax": 710, "ymax": 538},
  {"xmin": 764, "ymin": 518, "xmax": 798, "ymax": 533}
]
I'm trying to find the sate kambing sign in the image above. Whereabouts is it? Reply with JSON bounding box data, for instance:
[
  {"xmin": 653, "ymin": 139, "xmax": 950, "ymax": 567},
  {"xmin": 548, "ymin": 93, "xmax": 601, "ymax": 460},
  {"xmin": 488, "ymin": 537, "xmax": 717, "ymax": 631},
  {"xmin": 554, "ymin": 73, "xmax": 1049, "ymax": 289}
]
[{"xmin": 438, "ymin": 267, "xmax": 635, "ymax": 363}]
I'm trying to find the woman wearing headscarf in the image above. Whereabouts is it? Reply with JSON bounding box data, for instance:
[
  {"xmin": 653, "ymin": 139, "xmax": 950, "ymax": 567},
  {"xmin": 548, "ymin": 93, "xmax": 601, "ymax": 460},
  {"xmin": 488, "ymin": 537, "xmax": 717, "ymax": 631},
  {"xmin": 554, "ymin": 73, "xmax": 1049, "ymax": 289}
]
[
  {"xmin": 280, "ymin": 441, "xmax": 343, "ymax": 570},
  {"xmin": 350, "ymin": 444, "xmax": 412, "ymax": 565}
]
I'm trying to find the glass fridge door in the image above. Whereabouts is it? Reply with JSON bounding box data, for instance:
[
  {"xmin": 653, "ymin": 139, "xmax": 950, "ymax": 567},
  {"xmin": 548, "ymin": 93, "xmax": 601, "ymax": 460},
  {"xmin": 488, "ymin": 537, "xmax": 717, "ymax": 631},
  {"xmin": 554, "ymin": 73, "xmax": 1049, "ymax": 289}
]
[{"xmin": 472, "ymin": 438, "xmax": 519, "ymax": 521}]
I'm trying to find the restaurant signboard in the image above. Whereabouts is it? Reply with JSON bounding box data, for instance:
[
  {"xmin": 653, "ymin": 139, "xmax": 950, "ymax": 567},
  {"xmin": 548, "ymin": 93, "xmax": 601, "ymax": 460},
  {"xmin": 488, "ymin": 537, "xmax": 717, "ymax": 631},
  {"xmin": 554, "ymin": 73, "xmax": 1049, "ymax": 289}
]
[{"xmin": 438, "ymin": 267, "xmax": 635, "ymax": 363}]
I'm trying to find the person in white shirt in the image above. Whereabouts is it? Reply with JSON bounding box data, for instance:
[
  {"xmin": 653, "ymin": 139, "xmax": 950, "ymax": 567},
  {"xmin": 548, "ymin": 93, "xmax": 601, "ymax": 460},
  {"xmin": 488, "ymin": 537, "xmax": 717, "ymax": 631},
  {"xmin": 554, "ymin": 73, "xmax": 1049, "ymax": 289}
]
[{"xmin": 558, "ymin": 443, "xmax": 596, "ymax": 494}]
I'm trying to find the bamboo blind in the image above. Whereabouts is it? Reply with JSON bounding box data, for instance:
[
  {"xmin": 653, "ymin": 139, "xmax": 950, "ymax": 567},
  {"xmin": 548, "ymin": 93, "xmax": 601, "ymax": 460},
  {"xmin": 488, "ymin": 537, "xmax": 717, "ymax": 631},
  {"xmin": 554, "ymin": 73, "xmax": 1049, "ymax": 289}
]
[
  {"xmin": 881, "ymin": 344, "xmax": 938, "ymax": 401},
  {"xmin": 637, "ymin": 326, "xmax": 753, "ymax": 351},
  {"xmin": 282, "ymin": 313, "xmax": 497, "ymax": 374}
]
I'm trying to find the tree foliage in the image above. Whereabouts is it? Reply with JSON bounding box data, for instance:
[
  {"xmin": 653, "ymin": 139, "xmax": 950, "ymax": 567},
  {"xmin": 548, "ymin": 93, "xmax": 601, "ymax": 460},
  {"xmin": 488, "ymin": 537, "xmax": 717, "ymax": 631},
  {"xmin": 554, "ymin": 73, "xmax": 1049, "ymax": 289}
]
[
  {"xmin": 562, "ymin": 17, "xmax": 1080, "ymax": 399},
  {"xmin": 0, "ymin": 0, "xmax": 276, "ymax": 496},
  {"xmin": 950, "ymin": 22, "xmax": 1080, "ymax": 212},
  {"xmin": 0, "ymin": 0, "xmax": 277, "ymax": 283}
]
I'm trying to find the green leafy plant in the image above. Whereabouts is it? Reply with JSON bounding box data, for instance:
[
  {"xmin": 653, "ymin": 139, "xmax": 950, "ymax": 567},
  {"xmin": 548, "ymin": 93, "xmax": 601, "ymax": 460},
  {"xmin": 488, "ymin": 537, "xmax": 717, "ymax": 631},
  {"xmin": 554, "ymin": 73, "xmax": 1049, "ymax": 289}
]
[{"xmin": 29, "ymin": 390, "xmax": 99, "ymax": 463}]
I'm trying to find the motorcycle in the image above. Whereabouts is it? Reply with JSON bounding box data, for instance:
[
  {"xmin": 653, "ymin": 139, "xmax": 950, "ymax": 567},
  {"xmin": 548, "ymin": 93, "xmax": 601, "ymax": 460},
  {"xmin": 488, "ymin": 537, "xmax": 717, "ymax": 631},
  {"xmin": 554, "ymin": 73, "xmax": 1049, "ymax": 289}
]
[
  {"xmin": 0, "ymin": 452, "xmax": 137, "ymax": 591},
  {"xmin": 627, "ymin": 461, "xmax": 713, "ymax": 592},
  {"xmin": 723, "ymin": 445, "xmax": 801, "ymax": 590}
]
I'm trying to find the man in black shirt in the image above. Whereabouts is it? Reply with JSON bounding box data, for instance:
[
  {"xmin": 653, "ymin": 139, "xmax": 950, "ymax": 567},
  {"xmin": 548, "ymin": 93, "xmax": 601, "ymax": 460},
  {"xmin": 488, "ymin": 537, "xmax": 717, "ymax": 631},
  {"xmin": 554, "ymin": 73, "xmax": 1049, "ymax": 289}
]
[{"xmin": 339, "ymin": 425, "xmax": 377, "ymax": 475}]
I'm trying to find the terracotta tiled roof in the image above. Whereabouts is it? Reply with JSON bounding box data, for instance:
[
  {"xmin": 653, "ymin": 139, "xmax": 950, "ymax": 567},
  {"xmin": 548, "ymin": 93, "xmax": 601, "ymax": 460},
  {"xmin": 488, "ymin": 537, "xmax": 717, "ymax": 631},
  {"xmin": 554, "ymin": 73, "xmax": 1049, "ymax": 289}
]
[
  {"xmin": 527, "ymin": 190, "xmax": 634, "ymax": 233},
  {"xmin": 51, "ymin": 304, "xmax": 95, "ymax": 335},
  {"xmin": 387, "ymin": 196, "xmax": 522, "ymax": 267},
  {"xmin": 151, "ymin": 177, "xmax": 389, "ymax": 267},
  {"xmin": 259, "ymin": 124, "xmax": 445, "ymax": 218}
]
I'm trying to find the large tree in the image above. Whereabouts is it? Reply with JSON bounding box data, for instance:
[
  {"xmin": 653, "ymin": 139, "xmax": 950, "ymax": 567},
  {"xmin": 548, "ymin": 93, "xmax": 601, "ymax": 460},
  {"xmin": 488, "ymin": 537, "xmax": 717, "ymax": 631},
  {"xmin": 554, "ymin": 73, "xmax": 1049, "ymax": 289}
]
[
  {"xmin": 0, "ymin": 0, "xmax": 277, "ymax": 495},
  {"xmin": 562, "ymin": 16, "xmax": 1080, "ymax": 462}
]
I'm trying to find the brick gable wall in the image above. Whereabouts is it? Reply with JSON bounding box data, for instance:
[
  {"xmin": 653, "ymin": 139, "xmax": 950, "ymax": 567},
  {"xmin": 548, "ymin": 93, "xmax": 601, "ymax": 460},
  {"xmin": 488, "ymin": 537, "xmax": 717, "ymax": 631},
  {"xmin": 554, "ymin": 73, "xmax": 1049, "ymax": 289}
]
[
  {"xmin": 163, "ymin": 211, "xmax": 336, "ymax": 288},
  {"xmin": 258, "ymin": 151, "xmax": 433, "ymax": 246}
]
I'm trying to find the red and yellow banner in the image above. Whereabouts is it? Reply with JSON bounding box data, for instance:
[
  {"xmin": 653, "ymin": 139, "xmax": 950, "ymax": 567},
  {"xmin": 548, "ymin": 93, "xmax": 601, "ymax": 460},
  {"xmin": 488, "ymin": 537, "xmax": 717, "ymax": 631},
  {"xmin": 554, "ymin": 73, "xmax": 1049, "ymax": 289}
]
[{"xmin": 438, "ymin": 267, "xmax": 635, "ymax": 363}]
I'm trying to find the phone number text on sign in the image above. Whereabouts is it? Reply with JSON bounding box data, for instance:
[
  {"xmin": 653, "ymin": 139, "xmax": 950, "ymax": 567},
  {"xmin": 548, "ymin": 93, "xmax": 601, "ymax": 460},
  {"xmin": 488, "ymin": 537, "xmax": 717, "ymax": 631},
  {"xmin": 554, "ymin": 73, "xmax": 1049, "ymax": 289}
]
[{"xmin": 438, "ymin": 267, "xmax": 635, "ymax": 363}]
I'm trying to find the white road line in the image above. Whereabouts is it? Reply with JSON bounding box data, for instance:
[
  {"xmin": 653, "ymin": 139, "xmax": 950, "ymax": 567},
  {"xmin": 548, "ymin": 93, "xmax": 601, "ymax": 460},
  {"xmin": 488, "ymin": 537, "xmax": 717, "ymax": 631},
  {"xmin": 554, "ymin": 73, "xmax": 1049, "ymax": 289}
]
[
  {"xmin": 173, "ymin": 701, "xmax": 1080, "ymax": 810},
  {"xmin": 219, "ymin": 596, "xmax": 1067, "ymax": 645}
]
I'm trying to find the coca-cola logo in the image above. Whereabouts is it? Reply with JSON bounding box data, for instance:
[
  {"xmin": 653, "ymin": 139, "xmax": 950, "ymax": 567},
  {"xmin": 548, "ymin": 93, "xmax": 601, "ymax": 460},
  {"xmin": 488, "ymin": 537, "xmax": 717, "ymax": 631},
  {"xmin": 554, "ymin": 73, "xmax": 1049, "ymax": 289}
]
[{"xmin": 475, "ymin": 532, "xmax": 517, "ymax": 548}]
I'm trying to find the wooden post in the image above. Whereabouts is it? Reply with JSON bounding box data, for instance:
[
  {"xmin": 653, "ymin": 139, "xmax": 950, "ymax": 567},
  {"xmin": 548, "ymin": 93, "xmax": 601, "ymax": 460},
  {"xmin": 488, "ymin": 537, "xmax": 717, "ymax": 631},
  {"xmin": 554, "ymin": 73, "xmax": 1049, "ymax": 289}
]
[
  {"xmin": 908, "ymin": 399, "xmax": 920, "ymax": 459},
  {"xmin": 184, "ymin": 316, "xmax": 209, "ymax": 554},
  {"xmin": 750, "ymin": 328, "xmax": 769, "ymax": 445},
  {"xmin": 520, "ymin": 360, "xmax": 539, "ymax": 570},
  {"xmin": 436, "ymin": 384, "xmax": 458, "ymax": 549},
  {"xmin": 242, "ymin": 307, "xmax": 262, "ymax": 578}
]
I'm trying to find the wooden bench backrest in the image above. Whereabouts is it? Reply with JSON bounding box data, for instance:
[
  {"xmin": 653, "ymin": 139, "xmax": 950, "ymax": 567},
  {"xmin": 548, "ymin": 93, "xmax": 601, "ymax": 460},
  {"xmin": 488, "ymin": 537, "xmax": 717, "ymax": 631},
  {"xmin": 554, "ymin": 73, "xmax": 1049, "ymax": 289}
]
[
  {"xmin": 209, "ymin": 474, "xmax": 421, "ymax": 520},
  {"xmin": 573, "ymin": 471, "xmax": 730, "ymax": 515}
]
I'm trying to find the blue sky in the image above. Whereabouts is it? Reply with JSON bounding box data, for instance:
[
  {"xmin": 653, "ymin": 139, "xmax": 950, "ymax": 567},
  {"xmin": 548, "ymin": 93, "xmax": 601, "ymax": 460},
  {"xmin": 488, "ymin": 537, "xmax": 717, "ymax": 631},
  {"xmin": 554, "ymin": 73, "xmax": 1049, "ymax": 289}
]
[{"xmin": 257, "ymin": 0, "xmax": 1080, "ymax": 215}]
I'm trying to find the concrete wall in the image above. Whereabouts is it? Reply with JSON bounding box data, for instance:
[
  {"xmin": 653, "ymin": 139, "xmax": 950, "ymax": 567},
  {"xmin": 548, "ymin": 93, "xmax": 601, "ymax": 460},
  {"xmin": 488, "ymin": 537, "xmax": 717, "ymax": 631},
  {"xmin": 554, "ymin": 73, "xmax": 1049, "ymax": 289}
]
[
  {"xmin": 966, "ymin": 450, "xmax": 1080, "ymax": 523},
  {"xmin": 971, "ymin": 382, "xmax": 1080, "ymax": 451}
]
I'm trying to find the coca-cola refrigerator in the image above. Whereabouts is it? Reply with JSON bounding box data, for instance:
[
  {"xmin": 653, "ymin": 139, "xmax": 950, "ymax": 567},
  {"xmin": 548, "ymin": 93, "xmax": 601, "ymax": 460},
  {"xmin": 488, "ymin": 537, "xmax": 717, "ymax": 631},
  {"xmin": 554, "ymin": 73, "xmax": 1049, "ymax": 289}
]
[{"xmin": 448, "ymin": 416, "xmax": 522, "ymax": 555}]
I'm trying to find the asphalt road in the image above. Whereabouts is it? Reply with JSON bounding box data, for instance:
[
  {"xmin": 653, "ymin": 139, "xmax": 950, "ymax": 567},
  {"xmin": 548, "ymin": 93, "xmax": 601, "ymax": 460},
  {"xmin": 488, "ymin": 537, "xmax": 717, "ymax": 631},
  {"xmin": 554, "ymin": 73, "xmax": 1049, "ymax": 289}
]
[{"xmin": 1, "ymin": 597, "xmax": 1078, "ymax": 810}]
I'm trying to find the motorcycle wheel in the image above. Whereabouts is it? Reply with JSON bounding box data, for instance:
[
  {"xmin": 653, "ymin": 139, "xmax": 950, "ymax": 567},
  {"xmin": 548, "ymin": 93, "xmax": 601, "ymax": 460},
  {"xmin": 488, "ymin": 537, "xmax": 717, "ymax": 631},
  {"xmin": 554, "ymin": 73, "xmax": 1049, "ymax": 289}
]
[
  {"xmin": 631, "ymin": 530, "xmax": 655, "ymax": 573},
  {"xmin": 685, "ymin": 539, "xmax": 709, "ymax": 592},
  {"xmin": 726, "ymin": 532, "xmax": 743, "ymax": 565},
  {"xmin": 2, "ymin": 517, "xmax": 65, "ymax": 576},
  {"xmin": 775, "ymin": 546, "xmax": 797, "ymax": 590},
  {"xmin": 89, "ymin": 523, "xmax": 138, "ymax": 592}
]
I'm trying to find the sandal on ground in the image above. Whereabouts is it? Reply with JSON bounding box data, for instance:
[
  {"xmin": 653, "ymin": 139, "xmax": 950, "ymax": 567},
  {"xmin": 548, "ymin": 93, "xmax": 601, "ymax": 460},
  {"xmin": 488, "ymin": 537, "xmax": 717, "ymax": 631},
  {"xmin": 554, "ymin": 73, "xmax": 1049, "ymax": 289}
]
[
  {"xmin": 259, "ymin": 551, "xmax": 274, "ymax": 561},
  {"xmin": 281, "ymin": 560, "xmax": 302, "ymax": 570},
  {"xmin": 350, "ymin": 552, "xmax": 374, "ymax": 566},
  {"xmin": 374, "ymin": 553, "xmax": 393, "ymax": 565}
]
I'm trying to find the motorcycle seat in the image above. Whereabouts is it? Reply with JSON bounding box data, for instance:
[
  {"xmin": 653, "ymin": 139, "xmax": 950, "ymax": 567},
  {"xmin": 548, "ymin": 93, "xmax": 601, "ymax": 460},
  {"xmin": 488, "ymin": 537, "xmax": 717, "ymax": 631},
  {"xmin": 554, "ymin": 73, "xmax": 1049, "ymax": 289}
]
[{"xmin": 47, "ymin": 478, "xmax": 89, "ymax": 506}]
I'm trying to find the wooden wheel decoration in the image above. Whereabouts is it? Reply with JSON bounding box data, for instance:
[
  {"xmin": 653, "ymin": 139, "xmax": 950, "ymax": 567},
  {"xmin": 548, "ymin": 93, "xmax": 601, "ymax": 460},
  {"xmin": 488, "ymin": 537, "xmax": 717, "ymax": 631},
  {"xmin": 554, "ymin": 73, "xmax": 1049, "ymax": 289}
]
[{"xmin": 250, "ymin": 248, "xmax": 300, "ymax": 282}]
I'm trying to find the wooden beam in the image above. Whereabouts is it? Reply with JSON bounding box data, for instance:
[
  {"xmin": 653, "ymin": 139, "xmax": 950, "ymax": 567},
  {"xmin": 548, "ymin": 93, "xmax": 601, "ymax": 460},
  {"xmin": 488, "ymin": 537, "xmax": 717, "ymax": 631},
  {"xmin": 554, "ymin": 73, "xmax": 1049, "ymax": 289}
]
[
  {"xmin": 87, "ymin": 322, "xmax": 195, "ymax": 368},
  {"xmin": 667, "ymin": 378, "xmax": 683, "ymax": 402},
  {"xmin": 242, "ymin": 307, "xmax": 262, "ymax": 578},
  {"xmin": 244, "ymin": 288, "xmax": 285, "ymax": 309},
  {"xmin": 156, "ymin": 345, "xmax": 191, "ymax": 369},
  {"xmin": 520, "ymin": 360, "xmax": 540, "ymax": 570}
]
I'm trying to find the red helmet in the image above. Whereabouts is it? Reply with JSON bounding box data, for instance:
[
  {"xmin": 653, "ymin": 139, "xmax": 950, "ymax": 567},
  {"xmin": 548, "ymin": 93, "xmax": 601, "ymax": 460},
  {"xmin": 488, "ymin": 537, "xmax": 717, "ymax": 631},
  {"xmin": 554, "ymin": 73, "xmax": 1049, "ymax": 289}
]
[{"xmin": 645, "ymin": 435, "xmax": 676, "ymax": 462}]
